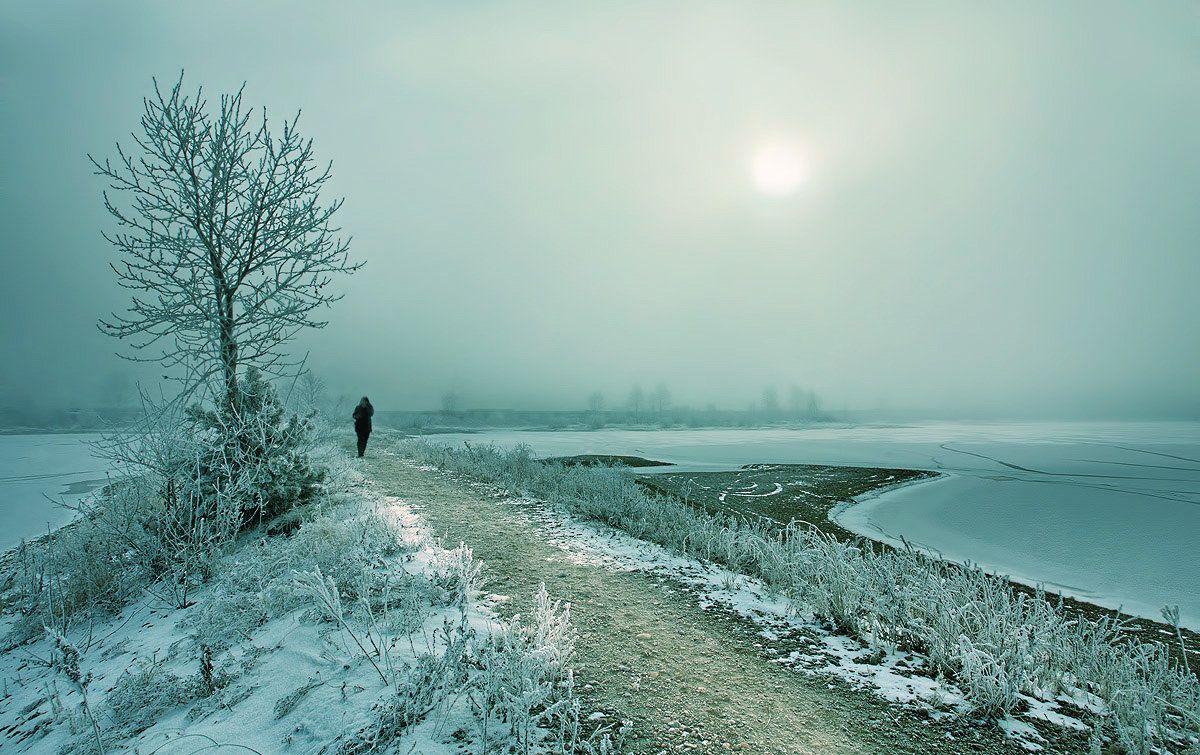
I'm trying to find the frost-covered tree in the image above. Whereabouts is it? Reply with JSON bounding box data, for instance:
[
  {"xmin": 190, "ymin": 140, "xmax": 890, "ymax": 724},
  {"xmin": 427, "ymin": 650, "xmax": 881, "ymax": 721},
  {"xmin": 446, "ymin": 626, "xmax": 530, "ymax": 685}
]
[
  {"xmin": 626, "ymin": 384, "xmax": 644, "ymax": 419},
  {"xmin": 93, "ymin": 73, "xmax": 361, "ymax": 406},
  {"xmin": 761, "ymin": 385, "xmax": 779, "ymax": 417},
  {"xmin": 650, "ymin": 382, "xmax": 671, "ymax": 416}
]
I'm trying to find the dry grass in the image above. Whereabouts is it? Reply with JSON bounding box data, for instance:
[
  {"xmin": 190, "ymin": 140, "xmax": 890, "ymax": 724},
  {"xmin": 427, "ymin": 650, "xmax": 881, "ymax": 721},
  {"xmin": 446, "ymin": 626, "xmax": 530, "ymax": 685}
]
[{"xmin": 401, "ymin": 439, "xmax": 1200, "ymax": 753}]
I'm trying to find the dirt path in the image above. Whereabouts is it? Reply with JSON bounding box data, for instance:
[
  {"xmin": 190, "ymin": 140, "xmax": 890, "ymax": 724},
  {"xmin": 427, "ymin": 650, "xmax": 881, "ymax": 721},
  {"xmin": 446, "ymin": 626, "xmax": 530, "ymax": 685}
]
[{"xmin": 365, "ymin": 448, "xmax": 1082, "ymax": 755}]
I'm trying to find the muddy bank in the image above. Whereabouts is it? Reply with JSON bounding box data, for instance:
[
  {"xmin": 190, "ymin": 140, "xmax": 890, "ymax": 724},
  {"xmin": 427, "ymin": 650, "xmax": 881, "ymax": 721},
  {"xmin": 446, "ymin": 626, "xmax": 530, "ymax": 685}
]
[
  {"xmin": 638, "ymin": 464, "xmax": 935, "ymax": 541},
  {"xmin": 640, "ymin": 462, "xmax": 1200, "ymax": 679}
]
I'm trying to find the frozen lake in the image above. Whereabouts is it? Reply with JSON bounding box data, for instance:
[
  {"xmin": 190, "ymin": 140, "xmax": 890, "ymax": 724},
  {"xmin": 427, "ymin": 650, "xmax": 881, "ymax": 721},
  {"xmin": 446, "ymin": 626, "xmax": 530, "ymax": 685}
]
[
  {"xmin": 5, "ymin": 424, "xmax": 1198, "ymax": 628},
  {"xmin": 0, "ymin": 433, "xmax": 110, "ymax": 552},
  {"xmin": 416, "ymin": 423, "xmax": 1200, "ymax": 629}
]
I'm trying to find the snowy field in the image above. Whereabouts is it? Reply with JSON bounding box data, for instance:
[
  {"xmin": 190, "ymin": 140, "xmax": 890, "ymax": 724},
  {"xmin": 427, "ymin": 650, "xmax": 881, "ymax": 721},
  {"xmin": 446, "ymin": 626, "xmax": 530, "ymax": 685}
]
[
  {"xmin": 0, "ymin": 433, "xmax": 110, "ymax": 551},
  {"xmin": 416, "ymin": 423, "xmax": 1200, "ymax": 629},
  {"xmin": 0, "ymin": 482, "xmax": 595, "ymax": 754}
]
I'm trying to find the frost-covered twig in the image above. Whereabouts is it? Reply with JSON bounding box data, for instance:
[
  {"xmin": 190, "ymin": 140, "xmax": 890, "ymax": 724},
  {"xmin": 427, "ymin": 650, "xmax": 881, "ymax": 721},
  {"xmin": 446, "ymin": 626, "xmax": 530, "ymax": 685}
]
[
  {"xmin": 1161, "ymin": 605, "xmax": 1192, "ymax": 677},
  {"xmin": 293, "ymin": 565, "xmax": 390, "ymax": 686},
  {"xmin": 43, "ymin": 626, "xmax": 104, "ymax": 755},
  {"xmin": 144, "ymin": 732, "xmax": 265, "ymax": 754}
]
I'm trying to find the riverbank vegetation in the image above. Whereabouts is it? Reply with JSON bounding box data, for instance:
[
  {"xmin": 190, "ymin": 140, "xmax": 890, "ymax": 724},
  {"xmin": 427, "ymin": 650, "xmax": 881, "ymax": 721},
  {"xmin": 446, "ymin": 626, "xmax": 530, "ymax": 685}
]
[
  {"xmin": 0, "ymin": 429, "xmax": 618, "ymax": 753},
  {"xmin": 402, "ymin": 439, "xmax": 1200, "ymax": 754}
]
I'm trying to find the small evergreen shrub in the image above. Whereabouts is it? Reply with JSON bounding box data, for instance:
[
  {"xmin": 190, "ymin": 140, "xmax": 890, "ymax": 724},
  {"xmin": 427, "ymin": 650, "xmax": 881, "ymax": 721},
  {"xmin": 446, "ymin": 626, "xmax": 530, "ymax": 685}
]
[{"xmin": 183, "ymin": 368, "xmax": 325, "ymax": 526}]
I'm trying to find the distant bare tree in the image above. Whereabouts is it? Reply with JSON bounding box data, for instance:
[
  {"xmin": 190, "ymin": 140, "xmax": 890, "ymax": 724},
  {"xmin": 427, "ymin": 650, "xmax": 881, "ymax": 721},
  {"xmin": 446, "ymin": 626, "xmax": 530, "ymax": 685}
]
[
  {"xmin": 93, "ymin": 73, "xmax": 361, "ymax": 407},
  {"xmin": 441, "ymin": 391, "xmax": 461, "ymax": 414},
  {"xmin": 761, "ymin": 385, "xmax": 779, "ymax": 417},
  {"xmin": 651, "ymin": 383, "xmax": 671, "ymax": 416},
  {"xmin": 586, "ymin": 391, "xmax": 607, "ymax": 429},
  {"xmin": 587, "ymin": 391, "xmax": 606, "ymax": 413},
  {"xmin": 807, "ymin": 390, "xmax": 823, "ymax": 419},
  {"xmin": 627, "ymin": 384, "xmax": 644, "ymax": 420},
  {"xmin": 296, "ymin": 371, "xmax": 328, "ymax": 415}
]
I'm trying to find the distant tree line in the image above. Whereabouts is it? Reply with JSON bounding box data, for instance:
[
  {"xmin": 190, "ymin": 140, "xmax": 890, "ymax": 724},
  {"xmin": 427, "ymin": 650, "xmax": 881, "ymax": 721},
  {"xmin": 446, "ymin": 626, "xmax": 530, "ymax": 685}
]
[{"xmin": 367, "ymin": 382, "xmax": 834, "ymax": 433}]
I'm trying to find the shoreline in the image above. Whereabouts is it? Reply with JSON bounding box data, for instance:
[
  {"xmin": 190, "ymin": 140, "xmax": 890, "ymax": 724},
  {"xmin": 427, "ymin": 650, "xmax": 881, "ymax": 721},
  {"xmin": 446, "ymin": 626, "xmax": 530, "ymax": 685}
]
[
  {"xmin": 637, "ymin": 461, "xmax": 1200, "ymax": 671},
  {"xmin": 833, "ymin": 473, "xmax": 1200, "ymax": 633}
]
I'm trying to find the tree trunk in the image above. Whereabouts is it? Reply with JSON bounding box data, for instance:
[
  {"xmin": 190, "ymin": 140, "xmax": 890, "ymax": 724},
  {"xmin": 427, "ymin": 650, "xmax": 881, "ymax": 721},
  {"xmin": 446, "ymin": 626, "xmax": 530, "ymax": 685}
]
[{"xmin": 218, "ymin": 289, "xmax": 238, "ymax": 410}]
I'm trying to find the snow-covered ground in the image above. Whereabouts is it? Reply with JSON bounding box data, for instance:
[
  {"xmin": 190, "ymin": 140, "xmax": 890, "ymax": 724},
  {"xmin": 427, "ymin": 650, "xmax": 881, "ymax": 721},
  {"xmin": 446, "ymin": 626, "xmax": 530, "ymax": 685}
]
[
  {"xmin": 6, "ymin": 424, "xmax": 1200, "ymax": 627},
  {"xmin": 0, "ymin": 484, "xmax": 590, "ymax": 754},
  {"xmin": 418, "ymin": 423, "xmax": 1200, "ymax": 629},
  {"xmin": 0, "ymin": 433, "xmax": 110, "ymax": 551},
  {"xmin": 494, "ymin": 485, "xmax": 1103, "ymax": 752}
]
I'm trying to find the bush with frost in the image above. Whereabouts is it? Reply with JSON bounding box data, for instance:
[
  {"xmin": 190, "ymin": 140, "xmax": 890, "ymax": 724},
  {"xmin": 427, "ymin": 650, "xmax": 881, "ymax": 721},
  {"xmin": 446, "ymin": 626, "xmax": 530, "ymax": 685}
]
[
  {"xmin": 102, "ymin": 658, "xmax": 188, "ymax": 741},
  {"xmin": 334, "ymin": 583, "xmax": 603, "ymax": 755},
  {"xmin": 182, "ymin": 368, "xmax": 324, "ymax": 527},
  {"xmin": 82, "ymin": 370, "xmax": 325, "ymax": 609},
  {"xmin": 4, "ymin": 377, "xmax": 333, "ymax": 643},
  {"xmin": 188, "ymin": 499, "xmax": 423, "ymax": 651},
  {"xmin": 3, "ymin": 504, "xmax": 149, "ymax": 646}
]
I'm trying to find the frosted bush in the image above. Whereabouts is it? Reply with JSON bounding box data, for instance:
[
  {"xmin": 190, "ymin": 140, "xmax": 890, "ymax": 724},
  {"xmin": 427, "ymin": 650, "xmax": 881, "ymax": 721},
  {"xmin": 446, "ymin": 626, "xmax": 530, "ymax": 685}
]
[
  {"xmin": 339, "ymin": 624, "xmax": 473, "ymax": 755},
  {"xmin": 331, "ymin": 583, "xmax": 595, "ymax": 755},
  {"xmin": 3, "ymin": 480, "xmax": 155, "ymax": 645},
  {"xmin": 471, "ymin": 584, "xmax": 577, "ymax": 753},
  {"xmin": 181, "ymin": 368, "xmax": 325, "ymax": 525},
  {"xmin": 70, "ymin": 370, "xmax": 330, "ymax": 611},
  {"xmin": 429, "ymin": 543, "xmax": 484, "ymax": 608},
  {"xmin": 190, "ymin": 500, "xmax": 424, "ymax": 650},
  {"xmin": 103, "ymin": 658, "xmax": 187, "ymax": 741}
]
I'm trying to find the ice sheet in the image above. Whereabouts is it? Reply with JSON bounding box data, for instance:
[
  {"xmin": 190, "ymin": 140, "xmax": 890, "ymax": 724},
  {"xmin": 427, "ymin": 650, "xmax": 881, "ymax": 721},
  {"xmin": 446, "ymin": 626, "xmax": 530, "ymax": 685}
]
[
  {"xmin": 0, "ymin": 433, "xmax": 109, "ymax": 550},
  {"xmin": 420, "ymin": 423, "xmax": 1200, "ymax": 628}
]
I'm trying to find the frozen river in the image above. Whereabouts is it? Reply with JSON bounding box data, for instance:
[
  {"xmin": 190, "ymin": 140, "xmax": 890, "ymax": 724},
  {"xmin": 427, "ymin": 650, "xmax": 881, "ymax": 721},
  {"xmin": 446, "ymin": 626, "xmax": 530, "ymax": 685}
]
[
  {"xmin": 0, "ymin": 433, "xmax": 110, "ymax": 552},
  {"xmin": 415, "ymin": 423, "xmax": 1200, "ymax": 629},
  {"xmin": 5, "ymin": 424, "xmax": 1198, "ymax": 628}
]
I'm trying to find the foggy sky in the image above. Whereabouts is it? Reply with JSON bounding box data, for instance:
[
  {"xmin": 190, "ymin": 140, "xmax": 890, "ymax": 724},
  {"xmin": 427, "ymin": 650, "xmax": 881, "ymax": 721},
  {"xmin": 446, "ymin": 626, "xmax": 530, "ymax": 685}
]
[{"xmin": 2, "ymin": 1, "xmax": 1198, "ymax": 418}]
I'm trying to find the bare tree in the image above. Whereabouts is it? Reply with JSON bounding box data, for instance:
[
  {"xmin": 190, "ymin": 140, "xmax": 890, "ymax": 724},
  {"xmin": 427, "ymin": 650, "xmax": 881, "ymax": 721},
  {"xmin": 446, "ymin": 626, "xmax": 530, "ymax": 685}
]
[
  {"xmin": 651, "ymin": 383, "xmax": 671, "ymax": 417},
  {"xmin": 93, "ymin": 73, "xmax": 361, "ymax": 407},
  {"xmin": 626, "ymin": 384, "xmax": 644, "ymax": 420},
  {"xmin": 806, "ymin": 390, "xmax": 823, "ymax": 419},
  {"xmin": 295, "ymin": 371, "xmax": 328, "ymax": 416},
  {"xmin": 761, "ymin": 385, "xmax": 779, "ymax": 417}
]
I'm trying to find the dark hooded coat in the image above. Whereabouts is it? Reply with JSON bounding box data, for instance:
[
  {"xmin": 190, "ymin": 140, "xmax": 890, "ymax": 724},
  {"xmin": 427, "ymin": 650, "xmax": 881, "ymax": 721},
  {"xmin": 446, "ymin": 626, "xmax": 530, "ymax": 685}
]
[{"xmin": 353, "ymin": 402, "xmax": 373, "ymax": 435}]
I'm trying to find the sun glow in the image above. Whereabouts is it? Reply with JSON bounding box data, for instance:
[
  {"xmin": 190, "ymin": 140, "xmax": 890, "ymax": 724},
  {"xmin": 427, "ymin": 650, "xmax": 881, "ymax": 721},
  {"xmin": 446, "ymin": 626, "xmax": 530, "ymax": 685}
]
[{"xmin": 751, "ymin": 142, "xmax": 806, "ymax": 196}]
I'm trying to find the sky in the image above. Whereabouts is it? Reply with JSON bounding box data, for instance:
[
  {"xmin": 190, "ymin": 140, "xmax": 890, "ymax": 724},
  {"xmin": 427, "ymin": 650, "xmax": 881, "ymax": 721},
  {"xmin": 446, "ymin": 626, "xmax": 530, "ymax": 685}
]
[{"xmin": 1, "ymin": 1, "xmax": 1198, "ymax": 418}]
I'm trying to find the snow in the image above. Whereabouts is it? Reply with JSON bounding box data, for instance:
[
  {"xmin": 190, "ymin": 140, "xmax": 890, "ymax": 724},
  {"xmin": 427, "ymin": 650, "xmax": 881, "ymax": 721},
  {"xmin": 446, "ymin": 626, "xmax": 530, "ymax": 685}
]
[
  {"xmin": 486, "ymin": 483, "xmax": 1093, "ymax": 751},
  {"xmin": 504, "ymin": 495, "xmax": 956, "ymax": 710},
  {"xmin": 997, "ymin": 718, "xmax": 1045, "ymax": 751},
  {"xmin": 422, "ymin": 423, "xmax": 1200, "ymax": 629},
  {"xmin": 0, "ymin": 433, "xmax": 110, "ymax": 551},
  {"xmin": 0, "ymin": 488, "xmax": 581, "ymax": 754},
  {"xmin": 833, "ymin": 471, "xmax": 1200, "ymax": 628}
]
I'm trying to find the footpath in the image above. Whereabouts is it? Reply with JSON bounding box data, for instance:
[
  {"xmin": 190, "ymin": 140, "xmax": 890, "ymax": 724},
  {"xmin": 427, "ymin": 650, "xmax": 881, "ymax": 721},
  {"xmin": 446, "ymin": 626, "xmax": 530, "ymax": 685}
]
[{"xmin": 366, "ymin": 446, "xmax": 1063, "ymax": 755}]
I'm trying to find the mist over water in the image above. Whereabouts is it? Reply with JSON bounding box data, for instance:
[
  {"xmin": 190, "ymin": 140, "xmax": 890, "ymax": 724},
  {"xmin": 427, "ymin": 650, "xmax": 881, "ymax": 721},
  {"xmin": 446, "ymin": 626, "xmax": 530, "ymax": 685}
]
[{"xmin": 1, "ymin": 1, "xmax": 1198, "ymax": 419}]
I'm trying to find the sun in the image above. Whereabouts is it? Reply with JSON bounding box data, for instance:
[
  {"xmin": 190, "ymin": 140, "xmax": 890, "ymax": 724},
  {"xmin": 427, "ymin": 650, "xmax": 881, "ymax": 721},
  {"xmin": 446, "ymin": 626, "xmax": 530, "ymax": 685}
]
[{"xmin": 751, "ymin": 142, "xmax": 806, "ymax": 196}]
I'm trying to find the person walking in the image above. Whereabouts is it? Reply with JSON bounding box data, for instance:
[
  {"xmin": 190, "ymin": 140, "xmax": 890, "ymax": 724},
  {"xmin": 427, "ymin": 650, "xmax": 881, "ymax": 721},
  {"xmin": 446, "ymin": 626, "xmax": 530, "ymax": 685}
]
[{"xmin": 353, "ymin": 396, "xmax": 374, "ymax": 457}]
